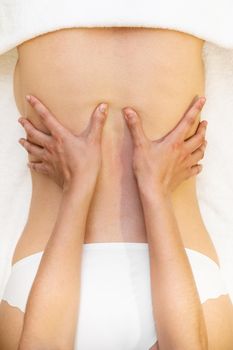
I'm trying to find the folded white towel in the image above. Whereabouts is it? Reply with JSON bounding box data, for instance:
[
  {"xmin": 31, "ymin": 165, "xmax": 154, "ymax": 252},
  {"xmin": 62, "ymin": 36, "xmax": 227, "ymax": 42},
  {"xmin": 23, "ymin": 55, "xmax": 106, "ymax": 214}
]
[{"xmin": 1, "ymin": 0, "xmax": 233, "ymax": 55}]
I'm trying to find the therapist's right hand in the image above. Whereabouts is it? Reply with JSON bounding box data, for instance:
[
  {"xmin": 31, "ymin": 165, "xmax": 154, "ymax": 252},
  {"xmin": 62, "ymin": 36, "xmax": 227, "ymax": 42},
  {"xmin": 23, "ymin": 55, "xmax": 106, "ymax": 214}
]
[{"xmin": 122, "ymin": 96, "xmax": 208, "ymax": 197}]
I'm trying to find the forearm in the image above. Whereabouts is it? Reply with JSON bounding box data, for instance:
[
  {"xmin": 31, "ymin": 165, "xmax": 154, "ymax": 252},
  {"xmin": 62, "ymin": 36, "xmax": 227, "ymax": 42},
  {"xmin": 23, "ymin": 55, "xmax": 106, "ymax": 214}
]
[
  {"xmin": 140, "ymin": 188, "xmax": 208, "ymax": 350},
  {"xmin": 18, "ymin": 184, "xmax": 91, "ymax": 350}
]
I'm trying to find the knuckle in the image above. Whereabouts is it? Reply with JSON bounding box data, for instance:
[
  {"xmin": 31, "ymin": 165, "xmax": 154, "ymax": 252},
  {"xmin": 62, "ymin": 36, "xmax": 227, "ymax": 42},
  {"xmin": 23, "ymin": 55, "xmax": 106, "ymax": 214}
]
[
  {"xmin": 186, "ymin": 114, "xmax": 196, "ymax": 126},
  {"xmin": 45, "ymin": 140, "xmax": 55, "ymax": 153},
  {"xmin": 28, "ymin": 163, "xmax": 35, "ymax": 171},
  {"xmin": 40, "ymin": 164, "xmax": 48, "ymax": 174},
  {"xmin": 199, "ymin": 134, "xmax": 205, "ymax": 143},
  {"xmin": 180, "ymin": 147, "xmax": 188, "ymax": 160},
  {"xmin": 43, "ymin": 140, "xmax": 51, "ymax": 150},
  {"xmin": 42, "ymin": 149, "xmax": 49, "ymax": 161},
  {"xmin": 26, "ymin": 128, "xmax": 34, "ymax": 139},
  {"xmin": 185, "ymin": 154, "xmax": 192, "ymax": 167},
  {"xmin": 35, "ymin": 104, "xmax": 45, "ymax": 116},
  {"xmin": 135, "ymin": 139, "xmax": 147, "ymax": 149},
  {"xmin": 53, "ymin": 132, "xmax": 64, "ymax": 145},
  {"xmin": 43, "ymin": 110, "xmax": 50, "ymax": 118},
  {"xmin": 38, "ymin": 105, "xmax": 48, "ymax": 118},
  {"xmin": 34, "ymin": 164, "xmax": 41, "ymax": 173},
  {"xmin": 32, "ymin": 164, "xmax": 38, "ymax": 172},
  {"xmin": 171, "ymin": 139, "xmax": 182, "ymax": 151}
]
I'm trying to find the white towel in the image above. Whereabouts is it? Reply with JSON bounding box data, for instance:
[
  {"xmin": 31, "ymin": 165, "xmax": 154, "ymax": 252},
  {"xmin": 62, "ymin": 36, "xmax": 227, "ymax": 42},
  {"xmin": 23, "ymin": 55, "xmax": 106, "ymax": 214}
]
[
  {"xmin": 1, "ymin": 0, "xmax": 233, "ymax": 54},
  {"xmin": 0, "ymin": 2, "xmax": 233, "ymax": 302}
]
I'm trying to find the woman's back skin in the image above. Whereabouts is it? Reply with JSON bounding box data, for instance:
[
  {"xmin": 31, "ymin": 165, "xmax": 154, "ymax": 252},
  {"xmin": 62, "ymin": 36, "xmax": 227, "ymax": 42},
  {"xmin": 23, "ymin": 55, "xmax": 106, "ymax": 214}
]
[
  {"xmin": 0, "ymin": 27, "xmax": 232, "ymax": 350},
  {"xmin": 13, "ymin": 27, "xmax": 217, "ymax": 261}
]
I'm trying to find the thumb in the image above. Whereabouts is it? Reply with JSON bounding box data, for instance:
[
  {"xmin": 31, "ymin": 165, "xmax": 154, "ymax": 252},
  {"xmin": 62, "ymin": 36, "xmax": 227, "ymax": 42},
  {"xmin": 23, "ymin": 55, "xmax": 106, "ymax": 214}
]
[
  {"xmin": 122, "ymin": 107, "xmax": 148, "ymax": 147},
  {"xmin": 88, "ymin": 103, "xmax": 108, "ymax": 143}
]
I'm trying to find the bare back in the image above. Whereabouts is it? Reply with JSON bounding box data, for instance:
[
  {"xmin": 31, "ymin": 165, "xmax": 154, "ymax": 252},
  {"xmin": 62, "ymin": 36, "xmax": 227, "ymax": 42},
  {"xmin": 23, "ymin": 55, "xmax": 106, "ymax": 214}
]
[{"xmin": 12, "ymin": 27, "xmax": 218, "ymax": 263}]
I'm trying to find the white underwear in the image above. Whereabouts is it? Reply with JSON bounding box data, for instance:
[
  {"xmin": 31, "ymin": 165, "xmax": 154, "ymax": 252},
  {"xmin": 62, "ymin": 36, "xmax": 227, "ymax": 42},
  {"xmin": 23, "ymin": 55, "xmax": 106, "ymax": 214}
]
[{"xmin": 2, "ymin": 243, "xmax": 228, "ymax": 350}]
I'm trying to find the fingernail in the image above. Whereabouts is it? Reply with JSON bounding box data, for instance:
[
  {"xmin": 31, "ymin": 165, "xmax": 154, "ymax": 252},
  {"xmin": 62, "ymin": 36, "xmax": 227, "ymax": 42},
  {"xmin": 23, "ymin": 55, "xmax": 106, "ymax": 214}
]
[
  {"xmin": 99, "ymin": 103, "xmax": 107, "ymax": 113},
  {"xmin": 200, "ymin": 97, "xmax": 206, "ymax": 103},
  {"xmin": 25, "ymin": 95, "xmax": 31, "ymax": 102},
  {"xmin": 202, "ymin": 121, "xmax": 208, "ymax": 129},
  {"xmin": 123, "ymin": 109, "xmax": 135, "ymax": 120}
]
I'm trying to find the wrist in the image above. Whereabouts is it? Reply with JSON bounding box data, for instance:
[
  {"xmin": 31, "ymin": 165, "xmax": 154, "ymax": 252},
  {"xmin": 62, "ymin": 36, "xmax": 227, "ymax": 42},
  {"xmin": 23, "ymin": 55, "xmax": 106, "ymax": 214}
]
[
  {"xmin": 62, "ymin": 178, "xmax": 95, "ymax": 204},
  {"xmin": 138, "ymin": 181, "xmax": 171, "ymax": 205},
  {"xmin": 63, "ymin": 175, "xmax": 97, "ymax": 194}
]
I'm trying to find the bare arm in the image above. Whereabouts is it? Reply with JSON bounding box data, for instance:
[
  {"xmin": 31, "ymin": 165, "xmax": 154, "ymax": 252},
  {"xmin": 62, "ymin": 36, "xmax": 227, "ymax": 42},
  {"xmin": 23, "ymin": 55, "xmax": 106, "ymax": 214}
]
[
  {"xmin": 141, "ymin": 191, "xmax": 207, "ymax": 350},
  {"xmin": 123, "ymin": 97, "xmax": 208, "ymax": 350},
  {"xmin": 17, "ymin": 95, "xmax": 108, "ymax": 350},
  {"xmin": 18, "ymin": 186, "xmax": 90, "ymax": 350}
]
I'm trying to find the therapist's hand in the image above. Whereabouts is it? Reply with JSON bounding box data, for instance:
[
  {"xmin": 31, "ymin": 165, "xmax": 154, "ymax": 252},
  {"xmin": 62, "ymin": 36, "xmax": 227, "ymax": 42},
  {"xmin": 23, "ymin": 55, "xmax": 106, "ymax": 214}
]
[
  {"xmin": 122, "ymin": 96, "xmax": 207, "ymax": 197},
  {"xmin": 18, "ymin": 95, "xmax": 108, "ymax": 193}
]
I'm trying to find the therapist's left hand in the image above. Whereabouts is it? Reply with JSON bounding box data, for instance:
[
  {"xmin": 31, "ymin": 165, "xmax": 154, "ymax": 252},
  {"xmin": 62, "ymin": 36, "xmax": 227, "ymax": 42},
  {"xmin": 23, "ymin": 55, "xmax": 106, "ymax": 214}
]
[{"xmin": 17, "ymin": 95, "xmax": 108, "ymax": 192}]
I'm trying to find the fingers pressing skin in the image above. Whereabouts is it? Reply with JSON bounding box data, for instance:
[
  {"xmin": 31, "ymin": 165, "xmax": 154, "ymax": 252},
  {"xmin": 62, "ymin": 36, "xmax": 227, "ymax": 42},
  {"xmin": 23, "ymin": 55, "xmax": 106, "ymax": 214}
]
[
  {"xmin": 86, "ymin": 103, "xmax": 108, "ymax": 143},
  {"xmin": 122, "ymin": 107, "xmax": 149, "ymax": 148},
  {"xmin": 190, "ymin": 163, "xmax": 203, "ymax": 176},
  {"xmin": 19, "ymin": 96, "xmax": 109, "ymax": 190},
  {"xmin": 27, "ymin": 161, "xmax": 50, "ymax": 175},
  {"xmin": 184, "ymin": 120, "xmax": 208, "ymax": 154},
  {"xmin": 18, "ymin": 117, "xmax": 51, "ymax": 148},
  {"xmin": 121, "ymin": 97, "xmax": 208, "ymax": 194},
  {"xmin": 122, "ymin": 103, "xmax": 207, "ymax": 182},
  {"xmin": 187, "ymin": 141, "xmax": 207, "ymax": 168},
  {"xmin": 18, "ymin": 138, "xmax": 44, "ymax": 158},
  {"xmin": 122, "ymin": 97, "xmax": 206, "ymax": 150},
  {"xmin": 18, "ymin": 99, "xmax": 109, "ymax": 164},
  {"xmin": 25, "ymin": 95, "xmax": 68, "ymax": 139},
  {"xmin": 26, "ymin": 94, "xmax": 108, "ymax": 145},
  {"xmin": 168, "ymin": 96, "xmax": 206, "ymax": 143}
]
